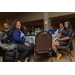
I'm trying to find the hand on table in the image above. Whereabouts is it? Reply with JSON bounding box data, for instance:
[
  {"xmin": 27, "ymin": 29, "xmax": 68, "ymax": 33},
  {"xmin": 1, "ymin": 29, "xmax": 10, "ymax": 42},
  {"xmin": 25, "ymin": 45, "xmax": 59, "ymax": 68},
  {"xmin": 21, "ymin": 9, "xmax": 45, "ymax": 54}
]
[
  {"xmin": 24, "ymin": 42, "xmax": 31, "ymax": 47},
  {"xmin": 57, "ymin": 38, "xmax": 61, "ymax": 41}
]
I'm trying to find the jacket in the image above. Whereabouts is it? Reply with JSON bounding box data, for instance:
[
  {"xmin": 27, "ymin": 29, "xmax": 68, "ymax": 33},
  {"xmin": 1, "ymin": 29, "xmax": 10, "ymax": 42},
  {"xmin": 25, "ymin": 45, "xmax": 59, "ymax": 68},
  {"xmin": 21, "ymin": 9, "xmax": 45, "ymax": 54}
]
[
  {"xmin": 0, "ymin": 32, "xmax": 18, "ymax": 62},
  {"xmin": 11, "ymin": 30, "xmax": 28, "ymax": 44},
  {"xmin": 2, "ymin": 29, "xmax": 10, "ymax": 36}
]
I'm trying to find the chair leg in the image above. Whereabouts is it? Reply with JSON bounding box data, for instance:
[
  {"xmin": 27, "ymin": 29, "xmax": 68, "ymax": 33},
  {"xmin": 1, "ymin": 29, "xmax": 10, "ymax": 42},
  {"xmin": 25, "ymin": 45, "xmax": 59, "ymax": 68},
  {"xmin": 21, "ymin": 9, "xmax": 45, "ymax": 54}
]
[
  {"xmin": 34, "ymin": 52, "xmax": 36, "ymax": 62},
  {"xmin": 49, "ymin": 52, "xmax": 53, "ymax": 62},
  {"xmin": 67, "ymin": 51, "xmax": 72, "ymax": 62},
  {"xmin": 56, "ymin": 50, "xmax": 58, "ymax": 58}
]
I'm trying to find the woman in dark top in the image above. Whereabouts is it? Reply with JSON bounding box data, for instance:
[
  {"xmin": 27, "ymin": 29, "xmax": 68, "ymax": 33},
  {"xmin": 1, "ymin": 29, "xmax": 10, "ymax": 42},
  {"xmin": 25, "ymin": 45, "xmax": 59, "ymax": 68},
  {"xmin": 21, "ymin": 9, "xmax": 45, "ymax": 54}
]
[
  {"xmin": 52, "ymin": 21, "xmax": 73, "ymax": 60},
  {"xmin": 10, "ymin": 20, "xmax": 33, "ymax": 62}
]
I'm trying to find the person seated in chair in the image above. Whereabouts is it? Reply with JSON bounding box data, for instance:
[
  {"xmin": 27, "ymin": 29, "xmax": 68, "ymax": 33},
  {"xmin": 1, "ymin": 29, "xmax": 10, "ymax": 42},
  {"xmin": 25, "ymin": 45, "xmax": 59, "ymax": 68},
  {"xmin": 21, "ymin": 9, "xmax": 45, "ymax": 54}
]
[
  {"xmin": 10, "ymin": 20, "xmax": 33, "ymax": 62},
  {"xmin": 55, "ymin": 23, "xmax": 64, "ymax": 35},
  {"xmin": 52, "ymin": 21, "xmax": 73, "ymax": 60},
  {"xmin": 2, "ymin": 23, "xmax": 10, "ymax": 35},
  {"xmin": 55, "ymin": 22, "xmax": 74, "ymax": 57},
  {"xmin": 48, "ymin": 26, "xmax": 55, "ymax": 34}
]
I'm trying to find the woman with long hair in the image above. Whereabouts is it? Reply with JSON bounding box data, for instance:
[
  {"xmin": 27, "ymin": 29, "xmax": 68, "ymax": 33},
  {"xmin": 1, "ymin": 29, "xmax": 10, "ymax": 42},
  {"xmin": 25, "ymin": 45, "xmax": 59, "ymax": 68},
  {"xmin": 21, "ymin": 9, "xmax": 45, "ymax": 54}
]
[
  {"xmin": 52, "ymin": 21, "xmax": 73, "ymax": 60},
  {"xmin": 10, "ymin": 20, "xmax": 33, "ymax": 62}
]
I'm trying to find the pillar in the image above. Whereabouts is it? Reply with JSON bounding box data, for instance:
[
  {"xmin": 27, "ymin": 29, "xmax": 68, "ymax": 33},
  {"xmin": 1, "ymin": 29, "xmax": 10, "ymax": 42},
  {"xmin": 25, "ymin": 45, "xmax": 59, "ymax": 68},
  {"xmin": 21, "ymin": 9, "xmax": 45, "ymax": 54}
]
[
  {"xmin": 44, "ymin": 12, "xmax": 51, "ymax": 31},
  {"xmin": 48, "ymin": 18, "xmax": 51, "ymax": 30}
]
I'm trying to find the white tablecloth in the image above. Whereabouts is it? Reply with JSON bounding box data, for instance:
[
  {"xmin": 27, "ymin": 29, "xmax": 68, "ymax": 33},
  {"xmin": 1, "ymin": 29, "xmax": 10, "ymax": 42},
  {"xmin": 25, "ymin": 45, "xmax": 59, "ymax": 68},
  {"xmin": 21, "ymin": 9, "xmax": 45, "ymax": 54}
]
[{"xmin": 25, "ymin": 34, "xmax": 59, "ymax": 45}]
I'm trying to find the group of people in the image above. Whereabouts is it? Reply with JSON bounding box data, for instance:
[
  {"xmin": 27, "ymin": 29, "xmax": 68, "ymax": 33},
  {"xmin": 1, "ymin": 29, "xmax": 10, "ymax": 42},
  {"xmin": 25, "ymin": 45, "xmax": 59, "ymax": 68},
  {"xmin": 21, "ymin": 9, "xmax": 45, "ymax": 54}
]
[
  {"xmin": 0, "ymin": 20, "xmax": 74, "ymax": 61},
  {"xmin": 48, "ymin": 21, "xmax": 74, "ymax": 60},
  {"xmin": 0, "ymin": 20, "xmax": 33, "ymax": 62}
]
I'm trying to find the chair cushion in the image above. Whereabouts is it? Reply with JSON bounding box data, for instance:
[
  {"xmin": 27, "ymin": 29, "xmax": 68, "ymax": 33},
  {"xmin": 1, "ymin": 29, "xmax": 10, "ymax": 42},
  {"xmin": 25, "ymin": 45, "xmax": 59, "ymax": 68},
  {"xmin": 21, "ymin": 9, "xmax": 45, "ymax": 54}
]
[{"xmin": 57, "ymin": 46, "xmax": 68, "ymax": 49}]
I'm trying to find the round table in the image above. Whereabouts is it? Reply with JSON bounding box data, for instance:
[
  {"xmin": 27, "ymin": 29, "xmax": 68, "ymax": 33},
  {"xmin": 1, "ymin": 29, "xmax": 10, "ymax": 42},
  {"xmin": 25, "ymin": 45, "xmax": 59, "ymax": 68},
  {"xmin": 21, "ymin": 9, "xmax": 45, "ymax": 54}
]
[{"xmin": 25, "ymin": 34, "xmax": 59, "ymax": 45}]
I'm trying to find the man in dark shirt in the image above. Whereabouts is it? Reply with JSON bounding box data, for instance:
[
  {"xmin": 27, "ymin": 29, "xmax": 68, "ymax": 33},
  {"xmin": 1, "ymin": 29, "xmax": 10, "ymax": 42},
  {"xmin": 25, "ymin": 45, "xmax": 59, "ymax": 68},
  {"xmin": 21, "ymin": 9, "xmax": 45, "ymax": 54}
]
[{"xmin": 2, "ymin": 23, "xmax": 10, "ymax": 35}]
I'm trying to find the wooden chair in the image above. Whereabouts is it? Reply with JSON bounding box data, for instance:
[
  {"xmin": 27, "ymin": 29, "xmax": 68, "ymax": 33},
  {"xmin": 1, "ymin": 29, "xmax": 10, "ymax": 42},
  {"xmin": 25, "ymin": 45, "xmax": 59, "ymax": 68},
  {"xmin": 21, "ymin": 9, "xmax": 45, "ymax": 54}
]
[
  {"xmin": 56, "ymin": 33, "xmax": 74, "ymax": 62},
  {"xmin": 34, "ymin": 31, "xmax": 53, "ymax": 62}
]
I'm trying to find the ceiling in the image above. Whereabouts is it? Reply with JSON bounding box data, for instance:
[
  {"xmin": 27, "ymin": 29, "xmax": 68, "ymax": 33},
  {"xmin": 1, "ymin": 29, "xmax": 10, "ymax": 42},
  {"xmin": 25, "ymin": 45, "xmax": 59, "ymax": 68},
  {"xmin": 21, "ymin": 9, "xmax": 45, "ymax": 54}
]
[
  {"xmin": 0, "ymin": 12, "xmax": 75, "ymax": 26},
  {"xmin": 23, "ymin": 13, "xmax": 75, "ymax": 26},
  {"xmin": 0, "ymin": 12, "xmax": 23, "ymax": 19},
  {"xmin": 50, "ymin": 13, "xmax": 75, "ymax": 25}
]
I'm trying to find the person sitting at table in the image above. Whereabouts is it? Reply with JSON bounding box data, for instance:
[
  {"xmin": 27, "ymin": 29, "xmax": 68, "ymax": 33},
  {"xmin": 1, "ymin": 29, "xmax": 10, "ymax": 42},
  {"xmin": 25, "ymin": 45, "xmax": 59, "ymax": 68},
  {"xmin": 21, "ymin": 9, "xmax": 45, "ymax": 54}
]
[
  {"xmin": 41, "ymin": 26, "xmax": 44, "ymax": 32},
  {"xmin": 52, "ymin": 21, "xmax": 73, "ymax": 60},
  {"xmin": 2, "ymin": 23, "xmax": 10, "ymax": 35},
  {"xmin": 48, "ymin": 26, "xmax": 55, "ymax": 34},
  {"xmin": 55, "ymin": 22, "xmax": 74, "ymax": 56},
  {"xmin": 55, "ymin": 23, "xmax": 64, "ymax": 34},
  {"xmin": 24, "ymin": 25, "xmax": 29, "ymax": 35},
  {"xmin": 10, "ymin": 20, "xmax": 33, "ymax": 62}
]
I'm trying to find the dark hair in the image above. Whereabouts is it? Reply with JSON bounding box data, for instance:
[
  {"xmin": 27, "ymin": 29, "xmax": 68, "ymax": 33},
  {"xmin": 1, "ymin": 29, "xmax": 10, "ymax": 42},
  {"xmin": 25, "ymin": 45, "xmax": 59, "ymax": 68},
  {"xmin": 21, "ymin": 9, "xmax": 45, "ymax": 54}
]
[
  {"xmin": 10, "ymin": 20, "xmax": 26, "ymax": 35},
  {"xmin": 64, "ymin": 21, "xmax": 72, "ymax": 30},
  {"xmin": 59, "ymin": 23, "xmax": 63, "ymax": 25},
  {"xmin": 3, "ymin": 23, "xmax": 9, "ymax": 27},
  {"xmin": 23, "ymin": 25, "xmax": 26, "ymax": 27}
]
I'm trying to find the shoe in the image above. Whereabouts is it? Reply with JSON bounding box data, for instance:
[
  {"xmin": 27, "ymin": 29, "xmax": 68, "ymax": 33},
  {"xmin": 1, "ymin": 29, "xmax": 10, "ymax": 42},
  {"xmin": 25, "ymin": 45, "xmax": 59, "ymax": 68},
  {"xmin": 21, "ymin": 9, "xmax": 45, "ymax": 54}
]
[
  {"xmin": 55, "ymin": 53, "xmax": 62, "ymax": 60},
  {"xmin": 70, "ymin": 51, "xmax": 74, "ymax": 57}
]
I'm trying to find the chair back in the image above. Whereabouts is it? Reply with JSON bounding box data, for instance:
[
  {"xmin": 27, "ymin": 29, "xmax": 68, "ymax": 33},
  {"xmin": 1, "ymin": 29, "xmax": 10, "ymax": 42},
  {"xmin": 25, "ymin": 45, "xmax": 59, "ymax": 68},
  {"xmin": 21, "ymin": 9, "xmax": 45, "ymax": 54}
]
[
  {"xmin": 68, "ymin": 32, "xmax": 74, "ymax": 47},
  {"xmin": 35, "ymin": 31, "xmax": 52, "ymax": 52}
]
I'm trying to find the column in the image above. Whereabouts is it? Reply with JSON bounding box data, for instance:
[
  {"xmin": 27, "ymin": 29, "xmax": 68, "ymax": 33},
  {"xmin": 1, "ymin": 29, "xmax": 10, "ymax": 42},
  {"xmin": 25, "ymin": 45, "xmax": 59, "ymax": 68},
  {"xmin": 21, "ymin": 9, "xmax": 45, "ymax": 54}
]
[
  {"xmin": 44, "ymin": 12, "xmax": 51, "ymax": 31},
  {"xmin": 48, "ymin": 18, "xmax": 51, "ymax": 30}
]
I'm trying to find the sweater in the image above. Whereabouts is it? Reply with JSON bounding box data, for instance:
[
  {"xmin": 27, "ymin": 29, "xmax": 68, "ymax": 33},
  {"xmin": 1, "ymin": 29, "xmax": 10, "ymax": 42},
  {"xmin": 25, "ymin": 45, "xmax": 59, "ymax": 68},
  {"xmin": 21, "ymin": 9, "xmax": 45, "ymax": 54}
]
[{"xmin": 11, "ymin": 30, "xmax": 27, "ymax": 44}]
